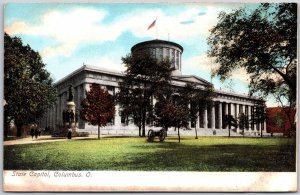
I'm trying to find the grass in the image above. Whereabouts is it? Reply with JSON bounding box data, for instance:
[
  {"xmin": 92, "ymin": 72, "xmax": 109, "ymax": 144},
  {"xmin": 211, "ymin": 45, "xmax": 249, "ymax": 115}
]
[{"xmin": 4, "ymin": 136, "xmax": 296, "ymax": 171}]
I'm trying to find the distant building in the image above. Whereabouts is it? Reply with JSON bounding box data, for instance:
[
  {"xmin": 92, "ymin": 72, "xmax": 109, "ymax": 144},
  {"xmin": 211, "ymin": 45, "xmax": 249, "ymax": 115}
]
[
  {"xmin": 41, "ymin": 39, "xmax": 266, "ymax": 136},
  {"xmin": 266, "ymin": 107, "xmax": 296, "ymax": 136}
]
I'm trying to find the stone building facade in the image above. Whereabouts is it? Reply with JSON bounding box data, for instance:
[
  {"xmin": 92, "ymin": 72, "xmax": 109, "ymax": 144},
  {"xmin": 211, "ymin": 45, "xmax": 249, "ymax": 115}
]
[{"xmin": 41, "ymin": 39, "xmax": 266, "ymax": 136}]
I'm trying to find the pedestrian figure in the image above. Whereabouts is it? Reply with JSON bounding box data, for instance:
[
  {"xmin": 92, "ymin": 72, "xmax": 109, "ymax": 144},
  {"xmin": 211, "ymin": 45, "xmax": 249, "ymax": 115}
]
[
  {"xmin": 34, "ymin": 129, "xmax": 38, "ymax": 139},
  {"xmin": 30, "ymin": 128, "xmax": 34, "ymax": 140}
]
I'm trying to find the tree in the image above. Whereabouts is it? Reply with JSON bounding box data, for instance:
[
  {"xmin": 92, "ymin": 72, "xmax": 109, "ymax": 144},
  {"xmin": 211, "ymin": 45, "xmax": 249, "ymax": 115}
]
[
  {"xmin": 155, "ymin": 101, "xmax": 189, "ymax": 143},
  {"xmin": 268, "ymin": 81, "xmax": 296, "ymax": 137},
  {"xmin": 179, "ymin": 83, "xmax": 214, "ymax": 139},
  {"xmin": 4, "ymin": 33, "xmax": 57, "ymax": 137},
  {"xmin": 251, "ymin": 100, "xmax": 267, "ymax": 138},
  {"xmin": 117, "ymin": 51, "xmax": 172, "ymax": 137},
  {"xmin": 273, "ymin": 112, "xmax": 285, "ymax": 130},
  {"xmin": 80, "ymin": 84, "xmax": 115, "ymax": 139},
  {"xmin": 208, "ymin": 3, "xmax": 297, "ymax": 105},
  {"xmin": 223, "ymin": 114, "xmax": 237, "ymax": 137},
  {"xmin": 238, "ymin": 113, "xmax": 249, "ymax": 137}
]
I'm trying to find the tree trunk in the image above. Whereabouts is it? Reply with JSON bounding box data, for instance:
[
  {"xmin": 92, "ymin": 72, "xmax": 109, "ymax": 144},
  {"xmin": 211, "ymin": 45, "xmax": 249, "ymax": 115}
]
[
  {"xmin": 260, "ymin": 127, "xmax": 263, "ymax": 138},
  {"xmin": 165, "ymin": 126, "xmax": 168, "ymax": 137},
  {"xmin": 98, "ymin": 125, "xmax": 100, "ymax": 139},
  {"xmin": 195, "ymin": 127, "xmax": 198, "ymax": 139},
  {"xmin": 16, "ymin": 124, "xmax": 22, "ymax": 137},
  {"xmin": 142, "ymin": 109, "xmax": 146, "ymax": 137},
  {"xmin": 177, "ymin": 127, "xmax": 181, "ymax": 143},
  {"xmin": 138, "ymin": 125, "xmax": 141, "ymax": 137},
  {"xmin": 284, "ymin": 107, "xmax": 294, "ymax": 138}
]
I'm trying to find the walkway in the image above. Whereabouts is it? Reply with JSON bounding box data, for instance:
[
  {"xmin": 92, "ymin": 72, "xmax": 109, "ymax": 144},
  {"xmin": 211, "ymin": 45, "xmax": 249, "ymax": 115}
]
[{"xmin": 3, "ymin": 135, "xmax": 101, "ymax": 146}]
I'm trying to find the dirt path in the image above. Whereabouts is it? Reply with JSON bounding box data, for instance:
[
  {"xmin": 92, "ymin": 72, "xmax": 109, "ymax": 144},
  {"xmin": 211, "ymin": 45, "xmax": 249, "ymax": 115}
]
[{"xmin": 3, "ymin": 135, "xmax": 100, "ymax": 146}]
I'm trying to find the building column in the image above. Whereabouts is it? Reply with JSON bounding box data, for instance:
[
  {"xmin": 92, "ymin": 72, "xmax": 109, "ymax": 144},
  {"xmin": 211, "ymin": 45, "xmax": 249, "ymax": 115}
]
[
  {"xmin": 51, "ymin": 106, "xmax": 54, "ymax": 129},
  {"xmin": 224, "ymin": 103, "xmax": 228, "ymax": 130},
  {"xmin": 55, "ymin": 102, "xmax": 58, "ymax": 128},
  {"xmin": 251, "ymin": 106, "xmax": 254, "ymax": 131},
  {"xmin": 83, "ymin": 83, "xmax": 89, "ymax": 98},
  {"xmin": 246, "ymin": 105, "xmax": 250, "ymax": 131},
  {"xmin": 56, "ymin": 96, "xmax": 60, "ymax": 125},
  {"xmin": 60, "ymin": 95, "xmax": 63, "ymax": 125},
  {"xmin": 81, "ymin": 84, "xmax": 87, "ymax": 129},
  {"xmin": 230, "ymin": 103, "xmax": 236, "ymax": 131},
  {"xmin": 230, "ymin": 103, "xmax": 235, "ymax": 117},
  {"xmin": 263, "ymin": 120, "xmax": 266, "ymax": 133},
  {"xmin": 188, "ymin": 103, "xmax": 192, "ymax": 128},
  {"xmin": 204, "ymin": 106, "xmax": 208, "ymax": 129},
  {"xmin": 77, "ymin": 85, "xmax": 81, "ymax": 106},
  {"xmin": 114, "ymin": 87, "xmax": 121, "ymax": 126},
  {"xmin": 228, "ymin": 103, "xmax": 232, "ymax": 130},
  {"xmin": 196, "ymin": 104, "xmax": 200, "ymax": 129},
  {"xmin": 211, "ymin": 102, "xmax": 215, "ymax": 130},
  {"xmin": 218, "ymin": 102, "xmax": 222, "ymax": 129},
  {"xmin": 235, "ymin": 104, "xmax": 240, "ymax": 133}
]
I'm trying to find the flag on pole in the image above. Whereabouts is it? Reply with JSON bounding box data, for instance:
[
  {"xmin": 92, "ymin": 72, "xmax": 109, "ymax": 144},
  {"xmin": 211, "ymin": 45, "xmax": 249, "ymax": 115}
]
[{"xmin": 147, "ymin": 19, "xmax": 156, "ymax": 30}]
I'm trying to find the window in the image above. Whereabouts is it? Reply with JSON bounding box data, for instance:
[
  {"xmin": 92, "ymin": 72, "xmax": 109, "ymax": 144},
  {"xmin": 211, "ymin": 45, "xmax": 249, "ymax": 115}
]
[
  {"xmin": 175, "ymin": 51, "xmax": 179, "ymax": 69},
  {"xmin": 151, "ymin": 48, "xmax": 156, "ymax": 58},
  {"xmin": 158, "ymin": 48, "xmax": 163, "ymax": 61},
  {"xmin": 171, "ymin": 49, "xmax": 175, "ymax": 68},
  {"xmin": 165, "ymin": 48, "xmax": 170, "ymax": 60}
]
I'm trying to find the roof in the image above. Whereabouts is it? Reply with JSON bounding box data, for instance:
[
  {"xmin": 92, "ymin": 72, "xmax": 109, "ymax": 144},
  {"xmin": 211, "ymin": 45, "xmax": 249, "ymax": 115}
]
[
  {"xmin": 131, "ymin": 39, "xmax": 184, "ymax": 52},
  {"xmin": 172, "ymin": 75, "xmax": 212, "ymax": 86},
  {"xmin": 54, "ymin": 64, "xmax": 124, "ymax": 86},
  {"xmin": 54, "ymin": 65, "xmax": 263, "ymax": 101}
]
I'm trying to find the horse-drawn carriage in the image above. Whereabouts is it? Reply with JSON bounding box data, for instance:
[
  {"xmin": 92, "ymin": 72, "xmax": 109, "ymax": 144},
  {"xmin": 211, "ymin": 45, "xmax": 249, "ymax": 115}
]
[{"xmin": 147, "ymin": 129, "xmax": 167, "ymax": 142}]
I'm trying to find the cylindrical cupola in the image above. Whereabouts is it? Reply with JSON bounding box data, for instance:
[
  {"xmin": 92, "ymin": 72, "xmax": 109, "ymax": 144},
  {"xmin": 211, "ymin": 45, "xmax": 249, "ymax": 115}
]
[{"xmin": 131, "ymin": 39, "xmax": 184, "ymax": 76}]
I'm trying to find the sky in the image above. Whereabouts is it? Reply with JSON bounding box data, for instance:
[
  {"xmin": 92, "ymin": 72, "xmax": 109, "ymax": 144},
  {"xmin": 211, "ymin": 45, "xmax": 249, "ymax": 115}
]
[{"xmin": 4, "ymin": 2, "xmax": 280, "ymax": 106}]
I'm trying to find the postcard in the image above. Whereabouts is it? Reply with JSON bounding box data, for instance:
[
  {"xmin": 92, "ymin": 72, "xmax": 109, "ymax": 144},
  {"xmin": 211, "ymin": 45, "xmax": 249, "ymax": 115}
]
[{"xmin": 3, "ymin": 0, "xmax": 298, "ymax": 192}]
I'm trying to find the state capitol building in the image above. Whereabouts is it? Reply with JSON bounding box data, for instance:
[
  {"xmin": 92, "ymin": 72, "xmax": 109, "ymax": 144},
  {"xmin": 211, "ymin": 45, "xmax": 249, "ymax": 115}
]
[{"xmin": 41, "ymin": 39, "xmax": 266, "ymax": 136}]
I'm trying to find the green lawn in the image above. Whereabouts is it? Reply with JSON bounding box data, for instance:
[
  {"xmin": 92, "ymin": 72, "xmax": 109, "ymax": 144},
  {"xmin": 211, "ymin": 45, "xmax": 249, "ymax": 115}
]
[{"xmin": 4, "ymin": 136, "xmax": 296, "ymax": 171}]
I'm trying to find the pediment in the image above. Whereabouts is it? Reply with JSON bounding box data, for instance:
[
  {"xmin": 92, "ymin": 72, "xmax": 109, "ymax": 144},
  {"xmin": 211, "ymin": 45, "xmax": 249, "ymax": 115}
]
[{"xmin": 172, "ymin": 75, "xmax": 212, "ymax": 86}]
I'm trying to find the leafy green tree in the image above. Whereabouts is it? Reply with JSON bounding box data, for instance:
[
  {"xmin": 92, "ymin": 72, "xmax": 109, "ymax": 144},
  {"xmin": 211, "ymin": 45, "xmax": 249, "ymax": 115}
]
[
  {"xmin": 117, "ymin": 51, "xmax": 172, "ymax": 137},
  {"xmin": 179, "ymin": 83, "xmax": 214, "ymax": 139},
  {"xmin": 80, "ymin": 84, "xmax": 115, "ymax": 139},
  {"xmin": 238, "ymin": 113, "xmax": 249, "ymax": 137},
  {"xmin": 155, "ymin": 100, "xmax": 189, "ymax": 143},
  {"xmin": 251, "ymin": 100, "xmax": 267, "ymax": 138},
  {"xmin": 269, "ymin": 81, "xmax": 296, "ymax": 137},
  {"xmin": 208, "ymin": 3, "xmax": 297, "ymax": 105},
  {"xmin": 4, "ymin": 33, "xmax": 57, "ymax": 137},
  {"xmin": 223, "ymin": 114, "xmax": 237, "ymax": 137},
  {"xmin": 274, "ymin": 112, "xmax": 285, "ymax": 129}
]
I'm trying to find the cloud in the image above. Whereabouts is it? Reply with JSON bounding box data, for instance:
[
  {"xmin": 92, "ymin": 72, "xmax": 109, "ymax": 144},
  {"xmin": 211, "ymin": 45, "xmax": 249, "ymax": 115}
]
[
  {"xmin": 185, "ymin": 53, "xmax": 251, "ymax": 83},
  {"xmin": 5, "ymin": 5, "xmax": 223, "ymax": 59},
  {"xmin": 41, "ymin": 43, "xmax": 76, "ymax": 58},
  {"xmin": 180, "ymin": 20, "xmax": 194, "ymax": 25},
  {"xmin": 85, "ymin": 55, "xmax": 126, "ymax": 72},
  {"xmin": 198, "ymin": 11, "xmax": 206, "ymax": 16},
  {"xmin": 5, "ymin": 21, "xmax": 30, "ymax": 34},
  {"xmin": 185, "ymin": 53, "xmax": 218, "ymax": 72}
]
